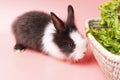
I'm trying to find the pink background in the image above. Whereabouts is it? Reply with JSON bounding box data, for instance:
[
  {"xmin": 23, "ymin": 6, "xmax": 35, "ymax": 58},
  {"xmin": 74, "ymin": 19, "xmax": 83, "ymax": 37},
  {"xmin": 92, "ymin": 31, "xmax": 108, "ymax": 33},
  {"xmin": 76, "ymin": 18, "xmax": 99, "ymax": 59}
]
[{"xmin": 0, "ymin": 0, "xmax": 108, "ymax": 80}]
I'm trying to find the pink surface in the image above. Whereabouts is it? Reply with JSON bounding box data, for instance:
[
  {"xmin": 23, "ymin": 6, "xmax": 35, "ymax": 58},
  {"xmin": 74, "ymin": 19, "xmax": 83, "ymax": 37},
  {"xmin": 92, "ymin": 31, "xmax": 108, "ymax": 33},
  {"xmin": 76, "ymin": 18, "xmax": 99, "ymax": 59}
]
[{"xmin": 0, "ymin": 0, "xmax": 107, "ymax": 80}]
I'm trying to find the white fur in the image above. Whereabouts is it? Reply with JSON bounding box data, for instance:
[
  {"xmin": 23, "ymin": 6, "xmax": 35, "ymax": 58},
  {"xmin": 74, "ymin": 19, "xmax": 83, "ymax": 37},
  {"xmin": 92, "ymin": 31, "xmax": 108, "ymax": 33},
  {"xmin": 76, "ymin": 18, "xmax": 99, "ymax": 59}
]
[
  {"xmin": 69, "ymin": 31, "xmax": 87, "ymax": 60},
  {"xmin": 42, "ymin": 22, "xmax": 66, "ymax": 60}
]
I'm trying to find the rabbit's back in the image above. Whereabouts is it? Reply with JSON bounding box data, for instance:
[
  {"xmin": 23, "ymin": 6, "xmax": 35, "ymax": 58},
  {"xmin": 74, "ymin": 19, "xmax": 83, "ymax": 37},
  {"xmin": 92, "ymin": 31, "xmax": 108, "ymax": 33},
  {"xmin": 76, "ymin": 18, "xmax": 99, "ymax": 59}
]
[
  {"xmin": 12, "ymin": 11, "xmax": 51, "ymax": 36},
  {"xmin": 12, "ymin": 11, "xmax": 51, "ymax": 50}
]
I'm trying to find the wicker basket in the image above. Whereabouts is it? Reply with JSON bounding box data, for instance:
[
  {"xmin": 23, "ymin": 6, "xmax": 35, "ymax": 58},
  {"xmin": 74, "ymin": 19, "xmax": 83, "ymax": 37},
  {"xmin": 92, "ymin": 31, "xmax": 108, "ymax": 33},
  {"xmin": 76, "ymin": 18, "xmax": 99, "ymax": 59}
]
[{"xmin": 86, "ymin": 19, "xmax": 120, "ymax": 80}]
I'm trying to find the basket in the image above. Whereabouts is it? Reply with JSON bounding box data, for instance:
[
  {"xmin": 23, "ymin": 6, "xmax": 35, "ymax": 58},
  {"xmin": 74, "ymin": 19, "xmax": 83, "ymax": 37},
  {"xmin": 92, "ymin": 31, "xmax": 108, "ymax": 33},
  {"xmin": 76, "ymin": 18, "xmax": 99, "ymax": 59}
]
[{"xmin": 86, "ymin": 19, "xmax": 120, "ymax": 80}]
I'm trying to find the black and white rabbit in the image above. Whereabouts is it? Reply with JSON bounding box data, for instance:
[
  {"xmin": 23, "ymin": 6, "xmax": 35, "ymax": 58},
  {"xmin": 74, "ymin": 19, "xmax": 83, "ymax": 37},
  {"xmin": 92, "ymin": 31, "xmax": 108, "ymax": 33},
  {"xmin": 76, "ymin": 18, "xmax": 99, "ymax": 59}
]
[{"xmin": 12, "ymin": 5, "xmax": 87, "ymax": 62}]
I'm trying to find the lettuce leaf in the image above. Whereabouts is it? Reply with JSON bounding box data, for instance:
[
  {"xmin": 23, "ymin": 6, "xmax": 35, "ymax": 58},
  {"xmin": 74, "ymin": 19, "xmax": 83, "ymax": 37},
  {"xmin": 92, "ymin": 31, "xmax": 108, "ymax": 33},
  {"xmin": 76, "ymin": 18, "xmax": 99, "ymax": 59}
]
[{"xmin": 89, "ymin": 0, "xmax": 120, "ymax": 55}]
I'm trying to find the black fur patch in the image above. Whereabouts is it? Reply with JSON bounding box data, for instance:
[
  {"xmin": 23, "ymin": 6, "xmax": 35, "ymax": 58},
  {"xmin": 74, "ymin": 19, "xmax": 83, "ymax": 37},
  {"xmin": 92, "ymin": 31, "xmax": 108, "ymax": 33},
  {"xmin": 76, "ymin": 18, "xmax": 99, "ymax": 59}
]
[
  {"xmin": 14, "ymin": 44, "xmax": 26, "ymax": 50},
  {"xmin": 53, "ymin": 30, "xmax": 76, "ymax": 56},
  {"xmin": 12, "ymin": 11, "xmax": 51, "ymax": 51}
]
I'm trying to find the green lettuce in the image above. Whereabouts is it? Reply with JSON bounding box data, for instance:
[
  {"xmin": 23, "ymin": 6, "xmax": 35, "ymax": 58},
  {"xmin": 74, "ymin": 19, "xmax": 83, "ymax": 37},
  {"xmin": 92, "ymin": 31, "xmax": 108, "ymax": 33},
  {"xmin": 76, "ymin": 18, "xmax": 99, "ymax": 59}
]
[{"xmin": 89, "ymin": 0, "xmax": 120, "ymax": 55}]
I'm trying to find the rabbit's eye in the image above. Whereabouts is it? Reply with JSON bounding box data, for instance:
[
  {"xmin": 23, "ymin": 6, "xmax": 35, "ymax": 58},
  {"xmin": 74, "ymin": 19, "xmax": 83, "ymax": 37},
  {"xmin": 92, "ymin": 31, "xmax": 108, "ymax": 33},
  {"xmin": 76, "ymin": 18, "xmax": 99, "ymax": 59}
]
[
  {"xmin": 60, "ymin": 42, "xmax": 75, "ymax": 54},
  {"xmin": 68, "ymin": 43, "xmax": 75, "ymax": 49},
  {"xmin": 64, "ymin": 42, "xmax": 75, "ymax": 49}
]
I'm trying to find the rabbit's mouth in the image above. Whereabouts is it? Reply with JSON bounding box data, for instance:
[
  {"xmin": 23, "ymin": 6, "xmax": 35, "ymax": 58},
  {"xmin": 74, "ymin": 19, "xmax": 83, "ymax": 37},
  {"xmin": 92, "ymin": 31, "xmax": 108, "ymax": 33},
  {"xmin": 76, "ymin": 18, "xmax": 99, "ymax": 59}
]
[
  {"xmin": 68, "ymin": 50, "xmax": 86, "ymax": 62},
  {"xmin": 66, "ymin": 31, "xmax": 87, "ymax": 62}
]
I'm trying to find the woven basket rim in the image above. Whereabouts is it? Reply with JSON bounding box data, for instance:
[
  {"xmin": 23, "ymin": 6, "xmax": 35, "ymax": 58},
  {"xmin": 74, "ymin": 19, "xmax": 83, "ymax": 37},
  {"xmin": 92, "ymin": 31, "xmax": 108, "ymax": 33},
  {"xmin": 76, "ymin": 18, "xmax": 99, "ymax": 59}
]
[{"xmin": 85, "ymin": 18, "xmax": 120, "ymax": 63}]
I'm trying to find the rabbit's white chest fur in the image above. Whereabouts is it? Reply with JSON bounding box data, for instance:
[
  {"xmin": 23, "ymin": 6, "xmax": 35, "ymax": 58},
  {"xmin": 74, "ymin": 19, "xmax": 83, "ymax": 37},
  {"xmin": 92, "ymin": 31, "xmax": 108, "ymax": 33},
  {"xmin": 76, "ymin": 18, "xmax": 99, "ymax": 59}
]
[{"xmin": 42, "ymin": 22, "xmax": 67, "ymax": 60}]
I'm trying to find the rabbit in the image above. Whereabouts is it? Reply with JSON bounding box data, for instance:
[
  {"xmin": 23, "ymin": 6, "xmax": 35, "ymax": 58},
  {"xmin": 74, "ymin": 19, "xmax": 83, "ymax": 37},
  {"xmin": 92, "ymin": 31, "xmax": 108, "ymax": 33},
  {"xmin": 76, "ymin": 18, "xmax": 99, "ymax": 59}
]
[{"xmin": 12, "ymin": 5, "xmax": 87, "ymax": 62}]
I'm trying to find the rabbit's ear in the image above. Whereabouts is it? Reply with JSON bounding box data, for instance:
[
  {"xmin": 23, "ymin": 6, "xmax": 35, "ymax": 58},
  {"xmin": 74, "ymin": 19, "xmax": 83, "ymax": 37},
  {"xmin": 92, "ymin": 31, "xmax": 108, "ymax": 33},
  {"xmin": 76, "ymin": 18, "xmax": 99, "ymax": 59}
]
[
  {"xmin": 51, "ymin": 12, "xmax": 65, "ymax": 33},
  {"xmin": 67, "ymin": 5, "xmax": 75, "ymax": 26}
]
